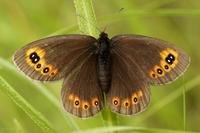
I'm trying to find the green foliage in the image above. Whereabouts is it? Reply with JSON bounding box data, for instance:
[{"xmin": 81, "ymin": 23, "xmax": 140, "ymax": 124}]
[
  {"xmin": 0, "ymin": 75, "xmax": 55, "ymax": 133},
  {"xmin": 0, "ymin": 0, "xmax": 200, "ymax": 133}
]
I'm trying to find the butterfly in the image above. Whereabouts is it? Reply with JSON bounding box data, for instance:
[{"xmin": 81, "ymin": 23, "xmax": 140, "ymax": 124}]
[{"xmin": 13, "ymin": 32, "xmax": 190, "ymax": 118}]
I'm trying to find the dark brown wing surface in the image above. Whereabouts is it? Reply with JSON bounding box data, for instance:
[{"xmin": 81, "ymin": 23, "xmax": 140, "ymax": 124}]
[
  {"xmin": 13, "ymin": 35, "xmax": 97, "ymax": 81},
  {"xmin": 107, "ymin": 48, "xmax": 151, "ymax": 115},
  {"xmin": 111, "ymin": 35, "xmax": 190, "ymax": 85},
  {"xmin": 61, "ymin": 54, "xmax": 104, "ymax": 118}
]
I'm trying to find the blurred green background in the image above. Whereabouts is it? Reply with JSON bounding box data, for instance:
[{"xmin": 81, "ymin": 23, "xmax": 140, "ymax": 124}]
[{"xmin": 0, "ymin": 0, "xmax": 200, "ymax": 133}]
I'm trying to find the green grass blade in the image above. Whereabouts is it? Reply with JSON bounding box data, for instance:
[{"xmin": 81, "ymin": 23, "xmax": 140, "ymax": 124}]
[
  {"xmin": 0, "ymin": 58, "xmax": 79, "ymax": 131},
  {"xmin": 13, "ymin": 119, "xmax": 26, "ymax": 133},
  {"xmin": 73, "ymin": 126, "xmax": 199, "ymax": 133},
  {"xmin": 0, "ymin": 76, "xmax": 56, "ymax": 133},
  {"xmin": 73, "ymin": 0, "xmax": 99, "ymax": 37},
  {"xmin": 135, "ymin": 76, "xmax": 200, "ymax": 124},
  {"xmin": 73, "ymin": 0, "xmax": 113, "ymax": 128},
  {"xmin": 182, "ymin": 77, "xmax": 186, "ymax": 131}
]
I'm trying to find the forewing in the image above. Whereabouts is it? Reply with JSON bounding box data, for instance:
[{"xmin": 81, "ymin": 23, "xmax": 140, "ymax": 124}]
[
  {"xmin": 107, "ymin": 49, "xmax": 150, "ymax": 115},
  {"xmin": 61, "ymin": 54, "xmax": 104, "ymax": 118},
  {"xmin": 111, "ymin": 35, "xmax": 190, "ymax": 85},
  {"xmin": 13, "ymin": 35, "xmax": 97, "ymax": 81}
]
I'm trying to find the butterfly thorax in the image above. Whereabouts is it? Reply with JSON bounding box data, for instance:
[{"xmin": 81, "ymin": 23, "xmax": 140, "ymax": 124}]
[{"xmin": 97, "ymin": 32, "xmax": 112, "ymax": 93}]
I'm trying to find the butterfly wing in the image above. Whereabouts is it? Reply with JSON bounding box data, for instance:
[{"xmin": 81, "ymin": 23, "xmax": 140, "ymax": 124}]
[
  {"xmin": 107, "ymin": 49, "xmax": 150, "ymax": 115},
  {"xmin": 61, "ymin": 54, "xmax": 104, "ymax": 118},
  {"xmin": 13, "ymin": 35, "xmax": 97, "ymax": 81},
  {"xmin": 111, "ymin": 35, "xmax": 190, "ymax": 85}
]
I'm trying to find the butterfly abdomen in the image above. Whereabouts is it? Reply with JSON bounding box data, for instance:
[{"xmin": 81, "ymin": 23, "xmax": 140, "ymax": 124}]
[{"xmin": 97, "ymin": 33, "xmax": 112, "ymax": 93}]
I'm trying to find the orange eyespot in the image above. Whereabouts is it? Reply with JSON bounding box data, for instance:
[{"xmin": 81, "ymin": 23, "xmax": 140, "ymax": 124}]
[
  {"xmin": 154, "ymin": 65, "xmax": 165, "ymax": 77},
  {"xmin": 26, "ymin": 47, "xmax": 46, "ymax": 67},
  {"xmin": 160, "ymin": 48, "xmax": 179, "ymax": 69},
  {"xmin": 41, "ymin": 64, "xmax": 58, "ymax": 76},
  {"xmin": 112, "ymin": 97, "xmax": 120, "ymax": 106},
  {"xmin": 41, "ymin": 64, "xmax": 53, "ymax": 75},
  {"xmin": 149, "ymin": 70, "xmax": 158, "ymax": 79},
  {"xmin": 123, "ymin": 99, "xmax": 131, "ymax": 108},
  {"xmin": 74, "ymin": 97, "xmax": 80, "ymax": 108},
  {"xmin": 34, "ymin": 60, "xmax": 45, "ymax": 71},
  {"xmin": 160, "ymin": 60, "xmax": 171, "ymax": 72},
  {"xmin": 82, "ymin": 101, "xmax": 90, "ymax": 110},
  {"xmin": 50, "ymin": 69, "xmax": 58, "ymax": 76},
  {"xmin": 92, "ymin": 97, "xmax": 99, "ymax": 107},
  {"xmin": 35, "ymin": 63, "xmax": 42, "ymax": 70},
  {"xmin": 132, "ymin": 93, "xmax": 139, "ymax": 104}
]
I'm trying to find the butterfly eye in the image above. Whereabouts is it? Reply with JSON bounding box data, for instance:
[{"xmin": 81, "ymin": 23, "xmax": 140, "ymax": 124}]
[
  {"xmin": 123, "ymin": 99, "xmax": 131, "ymax": 108},
  {"xmin": 82, "ymin": 101, "xmax": 90, "ymax": 110},
  {"xmin": 112, "ymin": 97, "xmax": 120, "ymax": 106}
]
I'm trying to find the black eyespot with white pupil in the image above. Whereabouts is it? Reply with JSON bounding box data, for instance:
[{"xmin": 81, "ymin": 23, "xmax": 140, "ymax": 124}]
[
  {"xmin": 94, "ymin": 101, "xmax": 98, "ymax": 106},
  {"xmin": 169, "ymin": 54, "xmax": 175, "ymax": 60},
  {"xmin": 114, "ymin": 100, "xmax": 118, "ymax": 105},
  {"xmin": 75, "ymin": 100, "xmax": 79, "ymax": 106},
  {"xmin": 133, "ymin": 97, "xmax": 138, "ymax": 103},
  {"xmin": 30, "ymin": 52, "xmax": 40, "ymax": 64},
  {"xmin": 43, "ymin": 67, "xmax": 49, "ymax": 73},
  {"xmin": 157, "ymin": 68, "xmax": 163, "ymax": 75},
  {"xmin": 165, "ymin": 53, "xmax": 175, "ymax": 65}
]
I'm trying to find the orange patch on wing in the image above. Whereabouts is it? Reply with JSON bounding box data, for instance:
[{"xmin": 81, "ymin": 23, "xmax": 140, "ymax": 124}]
[
  {"xmin": 149, "ymin": 70, "xmax": 158, "ymax": 79},
  {"xmin": 74, "ymin": 96, "xmax": 81, "ymax": 108},
  {"xmin": 160, "ymin": 50, "xmax": 169, "ymax": 60},
  {"xmin": 25, "ymin": 47, "xmax": 46, "ymax": 67},
  {"xmin": 123, "ymin": 98, "xmax": 131, "ymax": 108},
  {"xmin": 160, "ymin": 60, "xmax": 171, "ymax": 72},
  {"xmin": 92, "ymin": 97, "xmax": 99, "ymax": 107},
  {"xmin": 82, "ymin": 101, "xmax": 90, "ymax": 110},
  {"xmin": 132, "ymin": 93, "xmax": 139, "ymax": 104},
  {"xmin": 137, "ymin": 90, "xmax": 143, "ymax": 97},
  {"xmin": 68, "ymin": 94, "xmax": 74, "ymax": 101},
  {"xmin": 40, "ymin": 64, "xmax": 58, "ymax": 76},
  {"xmin": 112, "ymin": 97, "xmax": 120, "ymax": 106},
  {"xmin": 167, "ymin": 48, "xmax": 178, "ymax": 58},
  {"xmin": 34, "ymin": 59, "xmax": 45, "ymax": 71},
  {"xmin": 154, "ymin": 65, "xmax": 165, "ymax": 77}
]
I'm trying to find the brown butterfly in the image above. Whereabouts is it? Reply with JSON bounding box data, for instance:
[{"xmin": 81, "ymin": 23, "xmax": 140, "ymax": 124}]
[{"xmin": 13, "ymin": 32, "xmax": 190, "ymax": 118}]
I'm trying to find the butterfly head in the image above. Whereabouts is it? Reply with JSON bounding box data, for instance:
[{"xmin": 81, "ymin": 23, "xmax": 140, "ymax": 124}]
[{"xmin": 99, "ymin": 32, "xmax": 108, "ymax": 39}]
